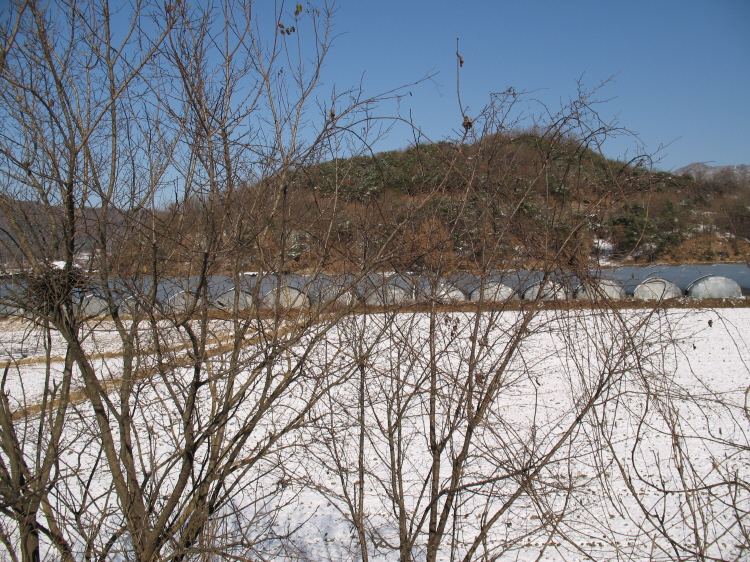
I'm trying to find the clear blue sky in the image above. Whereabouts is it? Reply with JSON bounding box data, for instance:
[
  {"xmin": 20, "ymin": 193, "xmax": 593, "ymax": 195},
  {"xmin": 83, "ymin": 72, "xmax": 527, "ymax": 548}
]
[{"xmin": 312, "ymin": 1, "xmax": 749, "ymax": 171}]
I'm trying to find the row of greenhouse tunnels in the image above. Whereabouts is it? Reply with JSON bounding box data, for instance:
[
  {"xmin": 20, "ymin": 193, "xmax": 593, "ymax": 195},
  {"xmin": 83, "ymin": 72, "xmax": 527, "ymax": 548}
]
[{"xmin": 2, "ymin": 264, "xmax": 749, "ymax": 318}]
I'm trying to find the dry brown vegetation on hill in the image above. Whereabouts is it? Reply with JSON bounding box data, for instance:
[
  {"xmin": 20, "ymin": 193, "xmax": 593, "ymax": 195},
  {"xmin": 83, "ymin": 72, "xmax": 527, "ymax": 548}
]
[
  {"xmin": 116, "ymin": 128, "xmax": 749, "ymax": 276},
  {"xmin": 193, "ymin": 133, "xmax": 749, "ymax": 273}
]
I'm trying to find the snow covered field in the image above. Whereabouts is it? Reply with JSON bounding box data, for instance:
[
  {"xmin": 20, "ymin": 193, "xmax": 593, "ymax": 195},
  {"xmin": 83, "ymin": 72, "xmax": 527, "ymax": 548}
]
[{"xmin": 1, "ymin": 306, "xmax": 748, "ymax": 561}]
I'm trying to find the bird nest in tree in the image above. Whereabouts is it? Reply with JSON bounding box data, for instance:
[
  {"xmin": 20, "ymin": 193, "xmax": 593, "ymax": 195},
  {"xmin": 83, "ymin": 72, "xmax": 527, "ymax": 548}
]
[{"xmin": 23, "ymin": 265, "xmax": 90, "ymax": 318}]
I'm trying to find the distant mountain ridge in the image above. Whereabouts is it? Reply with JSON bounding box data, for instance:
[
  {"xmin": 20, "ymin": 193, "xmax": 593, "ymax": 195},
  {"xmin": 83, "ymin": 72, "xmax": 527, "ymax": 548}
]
[{"xmin": 675, "ymin": 163, "xmax": 750, "ymax": 184}]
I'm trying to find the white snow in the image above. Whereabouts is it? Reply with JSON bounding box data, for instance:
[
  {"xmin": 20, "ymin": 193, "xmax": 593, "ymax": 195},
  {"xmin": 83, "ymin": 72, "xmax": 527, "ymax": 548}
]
[{"xmin": 1, "ymin": 306, "xmax": 748, "ymax": 560}]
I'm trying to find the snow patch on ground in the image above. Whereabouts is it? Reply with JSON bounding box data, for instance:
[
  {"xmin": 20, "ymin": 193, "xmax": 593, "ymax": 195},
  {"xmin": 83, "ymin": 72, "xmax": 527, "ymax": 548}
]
[{"xmin": 1, "ymin": 308, "xmax": 748, "ymax": 560}]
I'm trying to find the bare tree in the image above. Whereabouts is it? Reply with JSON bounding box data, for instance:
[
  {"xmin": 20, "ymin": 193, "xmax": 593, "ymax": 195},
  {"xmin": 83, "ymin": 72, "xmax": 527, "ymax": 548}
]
[
  {"xmin": 297, "ymin": 89, "xmax": 750, "ymax": 561},
  {"xmin": 1, "ymin": 2, "xmax": 748, "ymax": 562},
  {"xmin": 0, "ymin": 1, "xmax": 422, "ymax": 559}
]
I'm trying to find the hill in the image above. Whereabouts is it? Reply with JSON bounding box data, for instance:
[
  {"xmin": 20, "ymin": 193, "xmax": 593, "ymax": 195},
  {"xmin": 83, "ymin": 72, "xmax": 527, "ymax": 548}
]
[
  {"xmin": 2, "ymin": 134, "xmax": 748, "ymax": 277},
  {"xmin": 263, "ymin": 132, "xmax": 750, "ymax": 272},
  {"xmin": 675, "ymin": 163, "xmax": 750, "ymax": 185}
]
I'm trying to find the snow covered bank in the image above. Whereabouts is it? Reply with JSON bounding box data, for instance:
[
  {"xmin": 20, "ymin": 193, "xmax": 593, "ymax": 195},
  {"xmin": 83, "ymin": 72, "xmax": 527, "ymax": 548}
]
[{"xmin": 1, "ymin": 307, "xmax": 748, "ymax": 560}]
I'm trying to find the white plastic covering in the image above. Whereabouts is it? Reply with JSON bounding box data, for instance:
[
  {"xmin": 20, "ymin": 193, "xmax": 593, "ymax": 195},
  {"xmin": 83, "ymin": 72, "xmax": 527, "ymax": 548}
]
[
  {"xmin": 76, "ymin": 294, "xmax": 109, "ymax": 317},
  {"xmin": 501, "ymin": 271, "xmax": 567, "ymax": 301},
  {"xmin": 260, "ymin": 286, "xmax": 308, "ymax": 309},
  {"xmin": 357, "ymin": 274, "xmax": 413, "ymax": 306},
  {"xmin": 469, "ymin": 279, "xmax": 517, "ymax": 302},
  {"xmin": 632, "ymin": 278, "xmax": 682, "ymax": 300},
  {"xmin": 607, "ymin": 264, "xmax": 748, "ymax": 299},
  {"xmin": 242, "ymin": 273, "xmax": 311, "ymax": 310},
  {"xmin": 687, "ymin": 276, "xmax": 742, "ymax": 298},
  {"xmin": 522, "ymin": 280, "xmax": 568, "ymax": 301},
  {"xmin": 575, "ymin": 278, "xmax": 625, "ymax": 300},
  {"xmin": 306, "ymin": 274, "xmax": 357, "ymax": 308},
  {"xmin": 413, "ymin": 277, "xmax": 465, "ymax": 303},
  {"xmin": 214, "ymin": 288, "xmax": 254, "ymax": 310},
  {"xmin": 17, "ymin": 262, "xmax": 745, "ymax": 319}
]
